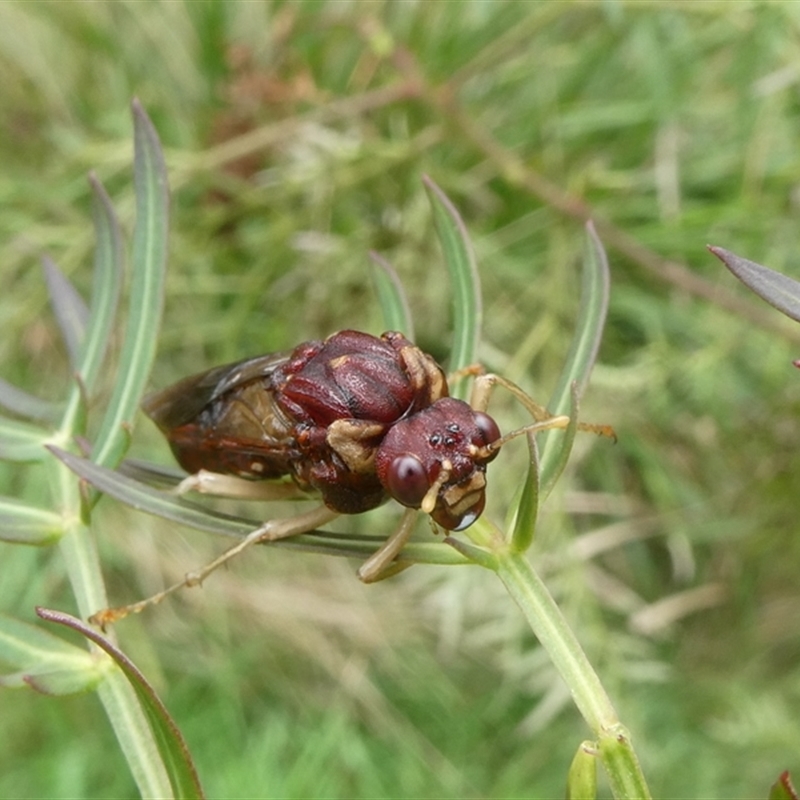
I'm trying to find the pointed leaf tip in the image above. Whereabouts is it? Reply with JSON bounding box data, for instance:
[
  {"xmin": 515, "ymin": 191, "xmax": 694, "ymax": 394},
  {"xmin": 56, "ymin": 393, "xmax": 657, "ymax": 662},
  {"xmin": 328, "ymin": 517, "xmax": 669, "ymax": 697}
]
[
  {"xmin": 769, "ymin": 769, "xmax": 798, "ymax": 800},
  {"xmin": 42, "ymin": 256, "xmax": 89, "ymax": 368},
  {"xmin": 369, "ymin": 251, "xmax": 414, "ymax": 337},
  {"xmin": 422, "ymin": 175, "xmax": 481, "ymax": 389},
  {"xmin": 36, "ymin": 607, "xmax": 205, "ymax": 799},
  {"xmin": 709, "ymin": 246, "xmax": 800, "ymax": 323}
]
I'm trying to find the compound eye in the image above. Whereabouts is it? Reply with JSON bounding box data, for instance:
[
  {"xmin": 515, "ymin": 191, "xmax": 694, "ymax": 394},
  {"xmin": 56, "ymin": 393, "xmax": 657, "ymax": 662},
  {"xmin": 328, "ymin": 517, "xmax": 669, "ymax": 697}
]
[
  {"xmin": 473, "ymin": 411, "xmax": 501, "ymax": 461},
  {"xmin": 386, "ymin": 454, "xmax": 430, "ymax": 508}
]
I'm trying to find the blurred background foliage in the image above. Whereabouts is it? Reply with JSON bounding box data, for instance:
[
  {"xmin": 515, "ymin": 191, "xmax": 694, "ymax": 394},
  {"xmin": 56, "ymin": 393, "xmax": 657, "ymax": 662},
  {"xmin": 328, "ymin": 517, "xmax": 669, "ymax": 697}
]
[{"xmin": 1, "ymin": 2, "xmax": 800, "ymax": 798}]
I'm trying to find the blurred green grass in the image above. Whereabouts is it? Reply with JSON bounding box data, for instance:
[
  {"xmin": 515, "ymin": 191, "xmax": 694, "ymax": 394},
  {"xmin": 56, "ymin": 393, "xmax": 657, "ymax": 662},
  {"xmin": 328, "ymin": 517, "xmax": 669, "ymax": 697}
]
[{"xmin": 2, "ymin": 2, "xmax": 800, "ymax": 798}]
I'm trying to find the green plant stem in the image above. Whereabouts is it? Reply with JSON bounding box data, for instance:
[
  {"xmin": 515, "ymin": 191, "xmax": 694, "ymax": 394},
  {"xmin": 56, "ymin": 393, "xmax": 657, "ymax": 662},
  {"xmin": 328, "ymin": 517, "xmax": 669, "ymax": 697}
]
[
  {"xmin": 494, "ymin": 549, "xmax": 651, "ymax": 799},
  {"xmin": 50, "ymin": 448, "xmax": 172, "ymax": 799},
  {"xmin": 53, "ymin": 470, "xmax": 107, "ymax": 620},
  {"xmin": 495, "ymin": 550, "xmax": 616, "ymax": 730}
]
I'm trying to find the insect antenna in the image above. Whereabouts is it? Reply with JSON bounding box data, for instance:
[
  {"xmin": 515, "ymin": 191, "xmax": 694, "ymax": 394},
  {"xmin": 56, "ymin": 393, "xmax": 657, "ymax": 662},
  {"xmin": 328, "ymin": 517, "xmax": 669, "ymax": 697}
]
[
  {"xmin": 466, "ymin": 370, "xmax": 616, "ymax": 445},
  {"xmin": 472, "ymin": 414, "xmax": 615, "ymax": 461},
  {"xmin": 471, "ymin": 415, "xmax": 570, "ymax": 460}
]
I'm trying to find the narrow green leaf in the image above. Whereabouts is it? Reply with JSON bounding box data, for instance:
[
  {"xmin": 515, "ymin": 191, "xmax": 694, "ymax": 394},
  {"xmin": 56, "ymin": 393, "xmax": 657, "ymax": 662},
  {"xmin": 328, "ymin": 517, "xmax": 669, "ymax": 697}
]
[
  {"xmin": 709, "ymin": 246, "xmax": 800, "ymax": 323},
  {"xmin": 548, "ymin": 221, "xmax": 610, "ymax": 406},
  {"xmin": 0, "ymin": 613, "xmax": 105, "ymax": 694},
  {"xmin": 566, "ymin": 741, "xmax": 598, "ymax": 800},
  {"xmin": 1, "ymin": 667, "xmax": 106, "ymax": 695},
  {"xmin": 396, "ymin": 540, "xmax": 471, "ymax": 567},
  {"xmin": 119, "ymin": 457, "xmax": 191, "ymax": 488},
  {"xmin": 37, "ymin": 607, "xmax": 205, "ymax": 800},
  {"xmin": 0, "ymin": 496, "xmax": 63, "ymax": 545},
  {"xmin": 0, "ymin": 415, "xmax": 49, "ymax": 462},
  {"xmin": 539, "ymin": 221, "xmax": 610, "ymax": 481},
  {"xmin": 50, "ymin": 445, "xmax": 256, "ymax": 538},
  {"xmin": 58, "ymin": 173, "xmax": 124, "ymax": 441},
  {"xmin": 443, "ymin": 536, "xmax": 498, "ymax": 570},
  {"xmin": 540, "ymin": 382, "xmax": 581, "ymax": 500},
  {"xmin": 78, "ymin": 172, "xmax": 125, "ymax": 395},
  {"xmin": 91, "ymin": 99, "xmax": 169, "ymax": 470},
  {"xmin": 423, "ymin": 175, "xmax": 481, "ymax": 393},
  {"xmin": 509, "ymin": 432, "xmax": 541, "ymax": 553},
  {"xmin": 51, "ymin": 446, "xmax": 355, "ymax": 550},
  {"xmin": 42, "ymin": 255, "xmax": 89, "ymax": 370},
  {"xmin": 0, "ymin": 378, "xmax": 61, "ymax": 422},
  {"xmin": 369, "ymin": 251, "xmax": 414, "ymax": 337},
  {"xmin": 0, "ymin": 612, "xmax": 97, "ymax": 665}
]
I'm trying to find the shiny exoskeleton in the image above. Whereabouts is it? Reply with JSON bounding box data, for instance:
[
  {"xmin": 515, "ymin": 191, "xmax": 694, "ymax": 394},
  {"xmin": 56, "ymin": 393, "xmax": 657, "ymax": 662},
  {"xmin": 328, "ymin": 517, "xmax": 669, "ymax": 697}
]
[{"xmin": 143, "ymin": 330, "xmax": 501, "ymax": 531}]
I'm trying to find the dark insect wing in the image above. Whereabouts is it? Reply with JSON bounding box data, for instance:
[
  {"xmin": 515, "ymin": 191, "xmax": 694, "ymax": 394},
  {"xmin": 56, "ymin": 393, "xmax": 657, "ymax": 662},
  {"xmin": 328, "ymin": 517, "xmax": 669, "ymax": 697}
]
[
  {"xmin": 142, "ymin": 351, "xmax": 290, "ymax": 433},
  {"xmin": 142, "ymin": 350, "xmax": 299, "ymax": 480},
  {"xmin": 205, "ymin": 350, "xmax": 291, "ymax": 402}
]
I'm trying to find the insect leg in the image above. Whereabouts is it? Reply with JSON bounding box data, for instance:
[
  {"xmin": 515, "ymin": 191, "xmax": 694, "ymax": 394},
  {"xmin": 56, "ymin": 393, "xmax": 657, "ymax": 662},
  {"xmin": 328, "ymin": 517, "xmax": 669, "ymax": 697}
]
[
  {"xmin": 468, "ymin": 371, "xmax": 553, "ymax": 419},
  {"xmin": 176, "ymin": 469, "xmax": 309, "ymax": 501},
  {"xmin": 89, "ymin": 504, "xmax": 339, "ymax": 628},
  {"xmin": 445, "ymin": 364, "xmax": 551, "ymax": 418},
  {"xmin": 468, "ymin": 370, "xmax": 615, "ymax": 440},
  {"xmin": 357, "ymin": 507, "xmax": 418, "ymax": 583}
]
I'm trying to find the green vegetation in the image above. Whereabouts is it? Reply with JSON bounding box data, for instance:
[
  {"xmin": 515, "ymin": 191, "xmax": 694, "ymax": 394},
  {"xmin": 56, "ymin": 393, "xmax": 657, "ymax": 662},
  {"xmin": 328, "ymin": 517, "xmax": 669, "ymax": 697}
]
[{"xmin": 2, "ymin": 3, "xmax": 800, "ymax": 798}]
